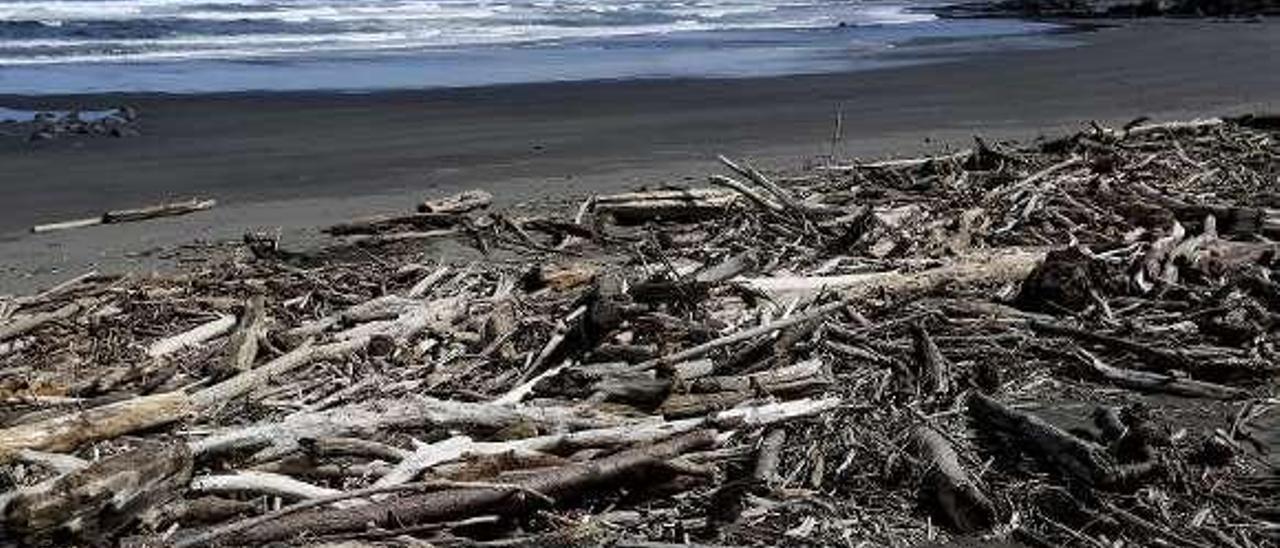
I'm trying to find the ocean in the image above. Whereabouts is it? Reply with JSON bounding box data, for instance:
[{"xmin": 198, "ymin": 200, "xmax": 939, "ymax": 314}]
[{"xmin": 0, "ymin": 0, "xmax": 1063, "ymax": 94}]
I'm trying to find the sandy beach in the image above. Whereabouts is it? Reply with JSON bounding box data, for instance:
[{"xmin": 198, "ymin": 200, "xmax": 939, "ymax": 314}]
[{"xmin": 2, "ymin": 18, "xmax": 1279, "ymax": 292}]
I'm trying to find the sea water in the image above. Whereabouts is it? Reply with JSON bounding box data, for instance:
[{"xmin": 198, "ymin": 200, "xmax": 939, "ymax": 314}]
[{"xmin": 0, "ymin": 0, "xmax": 1062, "ymax": 94}]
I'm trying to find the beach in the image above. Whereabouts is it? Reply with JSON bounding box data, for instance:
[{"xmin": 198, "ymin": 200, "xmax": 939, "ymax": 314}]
[{"xmin": 2, "ymin": 18, "xmax": 1280, "ymax": 291}]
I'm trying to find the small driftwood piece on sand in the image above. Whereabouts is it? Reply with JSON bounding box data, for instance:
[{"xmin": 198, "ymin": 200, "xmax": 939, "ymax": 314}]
[
  {"xmin": 31, "ymin": 198, "xmax": 217, "ymax": 233},
  {"xmin": 418, "ymin": 189, "xmax": 494, "ymax": 214}
]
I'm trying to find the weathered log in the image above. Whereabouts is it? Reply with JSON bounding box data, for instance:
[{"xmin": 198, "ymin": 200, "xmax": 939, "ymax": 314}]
[
  {"xmin": 909, "ymin": 425, "xmax": 994, "ymax": 533},
  {"xmin": 912, "ymin": 324, "xmax": 951, "ymax": 396},
  {"xmin": 1076, "ymin": 349, "xmax": 1247, "ymax": 399},
  {"xmin": 30, "ymin": 198, "xmax": 216, "ymax": 233},
  {"xmin": 0, "ymin": 302, "xmax": 81, "ymax": 342},
  {"xmin": 102, "ymin": 198, "xmax": 217, "ymax": 224},
  {"xmin": 214, "ymin": 295, "xmax": 266, "ymax": 377},
  {"xmin": 147, "ymin": 314, "xmax": 235, "ymax": 358},
  {"xmin": 324, "ymin": 212, "xmax": 459, "ymax": 236},
  {"xmin": 2, "ymin": 442, "xmax": 193, "ymax": 544},
  {"xmin": 0, "ymin": 338, "xmax": 368, "ymax": 460},
  {"xmin": 215, "ymin": 430, "xmax": 717, "ymax": 545},
  {"xmin": 191, "ymin": 395, "xmax": 641, "ymax": 461},
  {"xmin": 417, "ymin": 189, "xmax": 493, "ymax": 214},
  {"xmin": 751, "ymin": 427, "xmax": 787, "ymax": 489},
  {"xmin": 738, "ymin": 248, "xmax": 1047, "ymax": 301},
  {"xmin": 594, "ymin": 188, "xmax": 738, "ymax": 224},
  {"xmin": 968, "ymin": 392, "xmax": 1118, "ymax": 485},
  {"xmin": 190, "ymin": 471, "xmax": 341, "ymax": 500}
]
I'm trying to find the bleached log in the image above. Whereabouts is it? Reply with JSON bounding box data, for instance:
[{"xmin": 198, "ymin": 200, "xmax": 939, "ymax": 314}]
[
  {"xmin": 3, "ymin": 442, "xmax": 192, "ymax": 544},
  {"xmin": 102, "ymin": 198, "xmax": 217, "ymax": 224},
  {"xmin": 407, "ymin": 265, "xmax": 451, "ymax": 298},
  {"xmin": 0, "ymin": 338, "xmax": 368, "ymax": 460},
  {"xmin": 418, "ymin": 189, "xmax": 494, "ymax": 214},
  {"xmin": 708, "ymin": 175, "xmax": 784, "ymax": 213},
  {"xmin": 0, "ymin": 302, "xmax": 81, "ymax": 342},
  {"xmin": 191, "ymin": 471, "xmax": 340, "ymax": 500},
  {"xmin": 344, "ymin": 229, "xmax": 459, "ymax": 245},
  {"xmin": 373, "ymin": 435, "xmax": 475, "ymax": 488},
  {"xmin": 737, "ymin": 248, "xmax": 1047, "ymax": 301},
  {"xmin": 147, "ymin": 314, "xmax": 235, "ymax": 358},
  {"xmin": 594, "ymin": 188, "xmax": 738, "ymax": 224},
  {"xmin": 718, "ymin": 155, "xmax": 807, "ymax": 216},
  {"xmin": 14, "ymin": 449, "xmax": 89, "ymax": 474},
  {"xmin": 13, "ymin": 270, "xmax": 101, "ymax": 309},
  {"xmin": 303, "ymin": 437, "xmax": 410, "ymax": 462},
  {"xmin": 30, "ymin": 217, "xmax": 103, "ymax": 233},
  {"xmin": 687, "ymin": 358, "xmax": 825, "ymax": 393},
  {"xmin": 285, "ymin": 294, "xmax": 423, "ymax": 339},
  {"xmin": 0, "ymin": 391, "xmax": 191, "ymax": 460},
  {"xmin": 324, "ymin": 212, "xmax": 459, "ymax": 236},
  {"xmin": 191, "ymin": 395, "xmax": 642, "ymax": 461},
  {"xmin": 820, "ymin": 150, "xmax": 972, "ymax": 172}
]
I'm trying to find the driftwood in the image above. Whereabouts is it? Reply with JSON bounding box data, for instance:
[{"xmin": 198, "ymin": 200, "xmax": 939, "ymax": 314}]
[
  {"xmin": 2, "ymin": 442, "xmax": 192, "ymax": 544},
  {"xmin": 909, "ymin": 425, "xmax": 994, "ymax": 533},
  {"xmin": 147, "ymin": 314, "xmax": 235, "ymax": 358},
  {"xmin": 417, "ymin": 189, "xmax": 494, "ymax": 214},
  {"xmin": 30, "ymin": 198, "xmax": 217, "ymax": 233},
  {"xmin": 4, "ymin": 115, "xmax": 1279, "ymax": 547},
  {"xmin": 0, "ymin": 302, "xmax": 81, "ymax": 342},
  {"xmin": 206, "ymin": 430, "xmax": 717, "ymax": 545},
  {"xmin": 594, "ymin": 188, "xmax": 737, "ymax": 224},
  {"xmin": 0, "ymin": 338, "xmax": 368, "ymax": 460},
  {"xmin": 214, "ymin": 295, "xmax": 267, "ymax": 376},
  {"xmin": 324, "ymin": 212, "xmax": 459, "ymax": 236},
  {"xmin": 968, "ymin": 392, "xmax": 1121, "ymax": 485}
]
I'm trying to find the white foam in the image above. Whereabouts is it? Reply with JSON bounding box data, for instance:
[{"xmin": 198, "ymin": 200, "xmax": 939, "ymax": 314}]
[{"xmin": 0, "ymin": 0, "xmax": 938, "ymax": 65}]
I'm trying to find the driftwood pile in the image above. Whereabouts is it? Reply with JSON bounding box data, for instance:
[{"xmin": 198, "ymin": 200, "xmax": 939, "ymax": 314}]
[{"xmin": 2, "ymin": 114, "xmax": 1280, "ymax": 547}]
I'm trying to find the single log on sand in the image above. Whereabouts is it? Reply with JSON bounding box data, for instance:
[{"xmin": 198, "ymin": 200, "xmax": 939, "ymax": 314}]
[{"xmin": 418, "ymin": 189, "xmax": 494, "ymax": 214}]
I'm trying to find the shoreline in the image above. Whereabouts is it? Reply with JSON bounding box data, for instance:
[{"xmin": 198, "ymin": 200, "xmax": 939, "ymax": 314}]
[{"xmin": 2, "ymin": 18, "xmax": 1279, "ymax": 292}]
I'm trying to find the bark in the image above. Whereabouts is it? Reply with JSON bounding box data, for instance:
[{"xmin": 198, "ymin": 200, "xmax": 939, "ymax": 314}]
[
  {"xmin": 214, "ymin": 295, "xmax": 267, "ymax": 376},
  {"xmin": 3, "ymin": 442, "xmax": 192, "ymax": 544},
  {"xmin": 217, "ymin": 430, "xmax": 716, "ymax": 545},
  {"xmin": 909, "ymin": 425, "xmax": 994, "ymax": 533}
]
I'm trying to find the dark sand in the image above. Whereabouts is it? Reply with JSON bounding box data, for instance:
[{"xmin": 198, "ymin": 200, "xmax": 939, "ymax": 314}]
[{"xmin": 2, "ymin": 19, "xmax": 1280, "ymax": 292}]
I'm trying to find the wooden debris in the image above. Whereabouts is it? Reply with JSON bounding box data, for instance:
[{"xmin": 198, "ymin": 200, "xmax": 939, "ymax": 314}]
[{"xmin": 2, "ymin": 115, "xmax": 1279, "ymax": 548}]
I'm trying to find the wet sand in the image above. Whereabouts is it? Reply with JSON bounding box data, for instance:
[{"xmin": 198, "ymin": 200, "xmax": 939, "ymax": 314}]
[{"xmin": 2, "ymin": 18, "xmax": 1279, "ymax": 292}]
